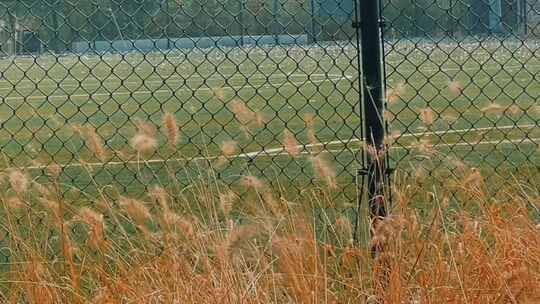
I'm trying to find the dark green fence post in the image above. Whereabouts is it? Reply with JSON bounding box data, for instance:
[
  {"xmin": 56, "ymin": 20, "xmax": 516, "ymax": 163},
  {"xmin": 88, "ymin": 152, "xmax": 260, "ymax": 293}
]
[
  {"xmin": 359, "ymin": 0, "xmax": 388, "ymax": 248},
  {"xmin": 239, "ymin": 0, "xmax": 245, "ymax": 46},
  {"xmin": 272, "ymin": 0, "xmax": 279, "ymax": 44},
  {"xmin": 309, "ymin": 0, "xmax": 317, "ymax": 43}
]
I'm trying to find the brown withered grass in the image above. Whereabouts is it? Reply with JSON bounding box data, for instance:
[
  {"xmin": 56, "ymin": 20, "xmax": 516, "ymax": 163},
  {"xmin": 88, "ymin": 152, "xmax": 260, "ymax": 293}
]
[
  {"xmin": 73, "ymin": 125, "xmax": 107, "ymax": 161},
  {"xmin": 2, "ymin": 166, "xmax": 538, "ymax": 303},
  {"xmin": 0, "ymin": 113, "xmax": 539, "ymax": 303},
  {"xmin": 163, "ymin": 112, "xmax": 180, "ymax": 146}
]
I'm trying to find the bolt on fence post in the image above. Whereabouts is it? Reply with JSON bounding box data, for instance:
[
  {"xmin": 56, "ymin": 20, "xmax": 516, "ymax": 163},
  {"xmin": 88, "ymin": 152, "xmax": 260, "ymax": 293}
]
[{"xmin": 359, "ymin": 0, "xmax": 388, "ymax": 251}]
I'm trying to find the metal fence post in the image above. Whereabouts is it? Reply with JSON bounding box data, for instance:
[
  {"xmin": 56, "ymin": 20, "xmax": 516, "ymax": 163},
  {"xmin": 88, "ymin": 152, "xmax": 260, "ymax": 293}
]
[
  {"xmin": 358, "ymin": 0, "xmax": 388, "ymax": 247},
  {"xmin": 272, "ymin": 0, "xmax": 279, "ymax": 44},
  {"xmin": 310, "ymin": 0, "xmax": 317, "ymax": 43},
  {"xmin": 239, "ymin": 0, "xmax": 245, "ymax": 46}
]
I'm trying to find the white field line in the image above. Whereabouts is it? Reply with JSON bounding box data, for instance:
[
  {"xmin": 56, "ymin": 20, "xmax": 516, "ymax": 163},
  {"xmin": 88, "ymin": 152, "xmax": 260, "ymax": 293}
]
[
  {"xmin": 2, "ymin": 61, "xmax": 536, "ymax": 92},
  {"xmin": 385, "ymin": 63, "xmax": 540, "ymax": 75},
  {"xmin": 2, "ymin": 58, "xmax": 537, "ymax": 91},
  {"xmin": 290, "ymin": 123, "xmax": 539, "ymax": 148},
  {"xmin": 1, "ymin": 59, "xmax": 536, "ymax": 88},
  {"xmin": 4, "ymin": 71, "xmax": 536, "ymax": 106},
  {"xmin": 0, "ymin": 73, "xmax": 344, "ymax": 91},
  {"xmin": 20, "ymin": 136, "xmax": 540, "ymax": 171},
  {"xmin": 0, "ymin": 71, "xmax": 296, "ymax": 87},
  {"xmin": 2, "ymin": 62, "xmax": 537, "ymax": 104},
  {"xmin": 259, "ymin": 137, "xmax": 540, "ymax": 158},
  {"xmin": 396, "ymin": 123, "xmax": 538, "ymax": 138},
  {"xmin": 235, "ymin": 123, "xmax": 539, "ymax": 156},
  {"xmin": 1, "ymin": 74, "xmax": 350, "ymax": 103},
  {"xmin": 17, "ymin": 124, "xmax": 539, "ymax": 171}
]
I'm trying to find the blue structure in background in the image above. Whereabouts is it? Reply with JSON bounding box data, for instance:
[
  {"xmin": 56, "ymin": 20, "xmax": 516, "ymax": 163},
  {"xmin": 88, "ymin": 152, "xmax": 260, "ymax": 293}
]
[
  {"xmin": 310, "ymin": 0, "xmax": 355, "ymax": 42},
  {"xmin": 318, "ymin": 0, "xmax": 354, "ymax": 17},
  {"xmin": 471, "ymin": 0, "xmax": 528, "ymax": 35}
]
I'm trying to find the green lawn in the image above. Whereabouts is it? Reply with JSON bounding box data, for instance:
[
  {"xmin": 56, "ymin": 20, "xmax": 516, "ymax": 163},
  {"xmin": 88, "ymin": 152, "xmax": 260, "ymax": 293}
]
[{"xmin": 0, "ymin": 39, "xmax": 538, "ymax": 198}]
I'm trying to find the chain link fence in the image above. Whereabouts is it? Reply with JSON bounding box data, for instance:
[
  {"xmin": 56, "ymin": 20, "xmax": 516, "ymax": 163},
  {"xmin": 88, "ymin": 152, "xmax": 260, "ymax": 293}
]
[
  {"xmin": 0, "ymin": 0, "xmax": 364, "ymax": 265},
  {"xmin": 0, "ymin": 0, "xmax": 538, "ymax": 265},
  {"xmin": 382, "ymin": 0, "xmax": 540, "ymax": 190},
  {"xmin": 0, "ymin": 0, "xmax": 362, "ymax": 201}
]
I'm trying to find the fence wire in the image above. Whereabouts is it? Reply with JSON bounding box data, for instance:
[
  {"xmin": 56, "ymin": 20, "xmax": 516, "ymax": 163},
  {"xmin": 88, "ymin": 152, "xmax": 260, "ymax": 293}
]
[
  {"xmin": 382, "ymin": 0, "xmax": 540, "ymax": 189},
  {"xmin": 0, "ymin": 0, "xmax": 537, "ymax": 265},
  {"xmin": 0, "ymin": 0, "xmax": 363, "ymax": 264}
]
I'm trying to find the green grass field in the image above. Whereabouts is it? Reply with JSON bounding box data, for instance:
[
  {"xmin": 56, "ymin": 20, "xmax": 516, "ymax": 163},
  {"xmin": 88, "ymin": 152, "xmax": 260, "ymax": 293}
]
[{"xmin": 0, "ymin": 39, "xmax": 538, "ymax": 197}]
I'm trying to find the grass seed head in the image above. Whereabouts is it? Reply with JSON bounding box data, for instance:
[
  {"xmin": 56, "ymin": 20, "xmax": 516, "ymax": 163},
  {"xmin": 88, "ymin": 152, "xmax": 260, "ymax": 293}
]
[
  {"xmin": 335, "ymin": 216, "xmax": 353, "ymax": 240},
  {"xmin": 75, "ymin": 126, "xmax": 107, "ymax": 161},
  {"xmin": 310, "ymin": 155, "xmax": 337, "ymax": 189},
  {"xmin": 119, "ymin": 197, "xmax": 151, "ymax": 226},
  {"xmin": 255, "ymin": 112, "xmax": 266, "ymax": 127},
  {"xmin": 507, "ymin": 104, "xmax": 522, "ymax": 115},
  {"xmin": 6, "ymin": 196, "xmax": 25, "ymax": 210},
  {"xmin": 461, "ymin": 168, "xmax": 485, "ymax": 191},
  {"xmin": 383, "ymin": 110, "xmax": 394, "ymax": 121},
  {"xmin": 177, "ymin": 218, "xmax": 195, "ymax": 237},
  {"xmin": 448, "ymin": 80, "xmax": 463, "ymax": 95},
  {"xmin": 231, "ymin": 99, "xmax": 257, "ymax": 126},
  {"xmin": 9, "ymin": 169, "xmax": 29, "ymax": 194},
  {"xmin": 162, "ymin": 211, "xmax": 182, "ymax": 227},
  {"xmin": 163, "ymin": 112, "xmax": 179, "ymax": 146},
  {"xmin": 149, "ymin": 186, "xmax": 169, "ymax": 212},
  {"xmin": 416, "ymin": 138, "xmax": 436, "ymax": 155},
  {"xmin": 78, "ymin": 207, "xmax": 105, "ymax": 248},
  {"xmin": 386, "ymin": 81, "xmax": 406, "ymax": 103},
  {"xmin": 220, "ymin": 140, "xmax": 238, "ymax": 156},
  {"xmin": 135, "ymin": 119, "xmax": 156, "ymax": 136},
  {"xmin": 241, "ymin": 175, "xmax": 266, "ymax": 191},
  {"xmin": 283, "ymin": 129, "xmax": 301, "ymax": 157},
  {"xmin": 40, "ymin": 199, "xmax": 62, "ymax": 227},
  {"xmin": 33, "ymin": 182, "xmax": 52, "ymax": 198},
  {"xmin": 219, "ymin": 190, "xmax": 237, "ymax": 217},
  {"xmin": 384, "ymin": 130, "xmax": 401, "ymax": 146},
  {"xmin": 47, "ymin": 163, "xmax": 62, "ymax": 178},
  {"xmin": 130, "ymin": 133, "xmax": 158, "ymax": 153},
  {"xmin": 304, "ymin": 113, "xmax": 318, "ymax": 146},
  {"xmin": 420, "ymin": 107, "xmax": 435, "ymax": 125}
]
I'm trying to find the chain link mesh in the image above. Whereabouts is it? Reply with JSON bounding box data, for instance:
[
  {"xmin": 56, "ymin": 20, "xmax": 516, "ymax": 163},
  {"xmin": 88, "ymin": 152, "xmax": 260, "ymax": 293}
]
[
  {"xmin": 382, "ymin": 0, "xmax": 540, "ymax": 189},
  {"xmin": 0, "ymin": 0, "xmax": 363, "ymax": 263},
  {"xmin": 0, "ymin": 0, "xmax": 538, "ymax": 265}
]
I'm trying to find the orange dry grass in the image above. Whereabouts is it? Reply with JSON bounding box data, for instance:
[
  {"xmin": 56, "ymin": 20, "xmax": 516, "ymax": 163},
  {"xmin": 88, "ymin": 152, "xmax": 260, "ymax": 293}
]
[
  {"xmin": 163, "ymin": 112, "xmax": 180, "ymax": 146},
  {"xmin": 1, "ymin": 114, "xmax": 539, "ymax": 303},
  {"xmin": 1, "ymin": 168, "xmax": 538, "ymax": 303}
]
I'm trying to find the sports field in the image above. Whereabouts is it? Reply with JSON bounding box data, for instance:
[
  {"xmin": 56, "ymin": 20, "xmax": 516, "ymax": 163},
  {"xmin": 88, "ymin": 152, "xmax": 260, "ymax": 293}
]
[{"xmin": 0, "ymin": 39, "xmax": 538, "ymax": 196}]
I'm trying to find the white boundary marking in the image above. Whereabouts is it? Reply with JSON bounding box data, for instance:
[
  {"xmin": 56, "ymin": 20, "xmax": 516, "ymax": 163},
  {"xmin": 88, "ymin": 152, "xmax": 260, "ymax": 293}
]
[
  {"xmin": 1, "ymin": 74, "xmax": 350, "ymax": 103},
  {"xmin": 17, "ymin": 123, "xmax": 539, "ymax": 171},
  {"xmin": 0, "ymin": 73, "xmax": 345, "ymax": 91},
  {"xmin": 262, "ymin": 137, "xmax": 540, "ymax": 158},
  {"xmin": 288, "ymin": 123, "xmax": 538, "ymax": 148},
  {"xmin": 386, "ymin": 63, "xmax": 540, "ymax": 75}
]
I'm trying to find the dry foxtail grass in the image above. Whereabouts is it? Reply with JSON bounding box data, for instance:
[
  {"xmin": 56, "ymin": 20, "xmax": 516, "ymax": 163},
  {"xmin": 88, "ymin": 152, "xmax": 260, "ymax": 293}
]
[
  {"xmin": 129, "ymin": 119, "xmax": 158, "ymax": 154},
  {"xmin": 1, "ymin": 114, "xmax": 539, "ymax": 303},
  {"xmin": 163, "ymin": 112, "xmax": 179, "ymax": 146},
  {"xmin": 230, "ymin": 99, "xmax": 265, "ymax": 128},
  {"xmin": 283, "ymin": 129, "xmax": 301, "ymax": 157},
  {"xmin": 386, "ymin": 81, "xmax": 406, "ymax": 103},
  {"xmin": 420, "ymin": 107, "xmax": 435, "ymax": 126},
  {"xmin": 73, "ymin": 125, "xmax": 107, "ymax": 161},
  {"xmin": 2, "ymin": 165, "xmax": 539, "ymax": 303},
  {"xmin": 448, "ymin": 79, "xmax": 463, "ymax": 95}
]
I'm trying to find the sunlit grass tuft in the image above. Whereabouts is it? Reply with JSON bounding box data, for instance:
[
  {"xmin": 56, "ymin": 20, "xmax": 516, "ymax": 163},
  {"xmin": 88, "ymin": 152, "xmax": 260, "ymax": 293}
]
[{"xmin": 0, "ymin": 111, "xmax": 538, "ymax": 303}]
